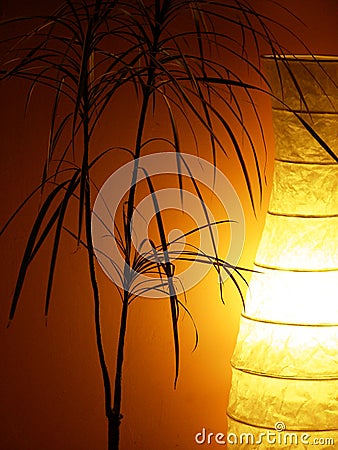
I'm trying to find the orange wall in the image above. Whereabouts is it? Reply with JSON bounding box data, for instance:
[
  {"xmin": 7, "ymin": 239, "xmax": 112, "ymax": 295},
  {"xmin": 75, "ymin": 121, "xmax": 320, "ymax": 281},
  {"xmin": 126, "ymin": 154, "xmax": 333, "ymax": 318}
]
[{"xmin": 0, "ymin": 1, "xmax": 336, "ymax": 449}]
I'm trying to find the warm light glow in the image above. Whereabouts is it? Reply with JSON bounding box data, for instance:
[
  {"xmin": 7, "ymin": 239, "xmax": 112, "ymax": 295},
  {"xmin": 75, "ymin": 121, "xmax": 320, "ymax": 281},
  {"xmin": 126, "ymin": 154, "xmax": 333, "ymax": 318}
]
[
  {"xmin": 246, "ymin": 269, "xmax": 338, "ymax": 324},
  {"xmin": 228, "ymin": 56, "xmax": 338, "ymax": 448}
]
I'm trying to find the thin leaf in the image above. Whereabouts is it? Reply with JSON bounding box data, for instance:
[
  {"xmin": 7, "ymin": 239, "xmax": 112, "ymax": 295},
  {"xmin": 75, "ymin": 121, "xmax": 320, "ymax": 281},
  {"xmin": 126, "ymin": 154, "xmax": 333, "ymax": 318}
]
[{"xmin": 8, "ymin": 179, "xmax": 71, "ymax": 321}]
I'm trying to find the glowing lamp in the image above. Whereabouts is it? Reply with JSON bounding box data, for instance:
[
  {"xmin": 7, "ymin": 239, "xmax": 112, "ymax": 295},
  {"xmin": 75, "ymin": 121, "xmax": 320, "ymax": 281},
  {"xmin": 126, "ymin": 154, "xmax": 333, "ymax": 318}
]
[{"xmin": 227, "ymin": 56, "xmax": 338, "ymax": 448}]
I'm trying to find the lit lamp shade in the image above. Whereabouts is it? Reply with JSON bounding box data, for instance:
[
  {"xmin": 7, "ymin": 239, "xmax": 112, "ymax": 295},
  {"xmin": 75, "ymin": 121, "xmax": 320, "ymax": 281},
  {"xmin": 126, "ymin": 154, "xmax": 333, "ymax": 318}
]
[{"xmin": 227, "ymin": 56, "xmax": 338, "ymax": 448}]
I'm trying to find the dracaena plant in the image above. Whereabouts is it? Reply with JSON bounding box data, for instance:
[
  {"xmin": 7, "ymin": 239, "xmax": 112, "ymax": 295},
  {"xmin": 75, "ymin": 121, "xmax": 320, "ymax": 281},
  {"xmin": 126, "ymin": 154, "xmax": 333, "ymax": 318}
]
[{"xmin": 1, "ymin": 1, "xmax": 330, "ymax": 449}]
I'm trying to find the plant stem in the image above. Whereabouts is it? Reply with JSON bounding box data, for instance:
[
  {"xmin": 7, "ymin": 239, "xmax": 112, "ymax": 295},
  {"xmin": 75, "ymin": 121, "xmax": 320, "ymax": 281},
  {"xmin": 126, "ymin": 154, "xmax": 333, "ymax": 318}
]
[
  {"xmin": 107, "ymin": 87, "xmax": 152, "ymax": 450},
  {"xmin": 85, "ymin": 175, "xmax": 113, "ymax": 422},
  {"xmin": 109, "ymin": 20, "xmax": 163, "ymax": 448},
  {"xmin": 82, "ymin": 76, "xmax": 114, "ymax": 447},
  {"xmin": 109, "ymin": 290, "xmax": 129, "ymax": 450}
]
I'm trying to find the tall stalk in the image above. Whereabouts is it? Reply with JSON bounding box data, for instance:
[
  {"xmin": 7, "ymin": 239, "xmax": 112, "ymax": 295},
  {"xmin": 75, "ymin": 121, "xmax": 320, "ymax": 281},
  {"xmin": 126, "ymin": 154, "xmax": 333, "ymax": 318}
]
[
  {"xmin": 110, "ymin": 290, "xmax": 129, "ymax": 450},
  {"xmin": 108, "ymin": 12, "xmax": 164, "ymax": 445},
  {"xmin": 82, "ymin": 60, "xmax": 114, "ymax": 447},
  {"xmin": 110, "ymin": 60, "xmax": 157, "ymax": 450}
]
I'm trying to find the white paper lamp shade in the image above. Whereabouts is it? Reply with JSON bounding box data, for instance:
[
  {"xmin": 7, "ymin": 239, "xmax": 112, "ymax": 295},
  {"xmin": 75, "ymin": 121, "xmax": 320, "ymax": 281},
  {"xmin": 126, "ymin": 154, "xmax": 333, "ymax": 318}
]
[{"xmin": 227, "ymin": 56, "xmax": 338, "ymax": 449}]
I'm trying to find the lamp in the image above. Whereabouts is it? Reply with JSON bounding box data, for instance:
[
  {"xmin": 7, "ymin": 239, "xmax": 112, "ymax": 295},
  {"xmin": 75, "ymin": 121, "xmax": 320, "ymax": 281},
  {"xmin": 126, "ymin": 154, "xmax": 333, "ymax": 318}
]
[{"xmin": 227, "ymin": 56, "xmax": 338, "ymax": 448}]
